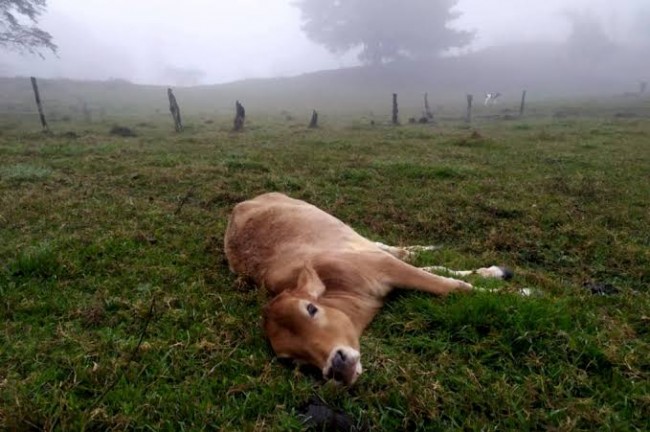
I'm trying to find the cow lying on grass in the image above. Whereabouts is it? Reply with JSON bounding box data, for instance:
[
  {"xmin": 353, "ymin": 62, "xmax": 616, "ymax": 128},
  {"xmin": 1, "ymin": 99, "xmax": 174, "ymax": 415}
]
[{"xmin": 224, "ymin": 193, "xmax": 512, "ymax": 385}]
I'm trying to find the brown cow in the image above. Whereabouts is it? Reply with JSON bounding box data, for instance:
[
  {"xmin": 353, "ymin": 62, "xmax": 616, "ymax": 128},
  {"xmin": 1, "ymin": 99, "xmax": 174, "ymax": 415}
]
[{"xmin": 224, "ymin": 192, "xmax": 511, "ymax": 385}]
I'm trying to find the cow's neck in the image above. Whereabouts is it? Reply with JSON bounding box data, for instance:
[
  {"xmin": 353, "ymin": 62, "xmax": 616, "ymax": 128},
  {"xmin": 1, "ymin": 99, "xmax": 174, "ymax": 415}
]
[
  {"xmin": 313, "ymin": 255, "xmax": 389, "ymax": 332},
  {"xmin": 319, "ymin": 290, "xmax": 384, "ymax": 334}
]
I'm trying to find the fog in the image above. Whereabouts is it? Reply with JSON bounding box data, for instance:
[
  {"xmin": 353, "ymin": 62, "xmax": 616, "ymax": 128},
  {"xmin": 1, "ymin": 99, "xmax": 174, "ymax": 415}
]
[{"xmin": 1, "ymin": 0, "xmax": 649, "ymax": 92}]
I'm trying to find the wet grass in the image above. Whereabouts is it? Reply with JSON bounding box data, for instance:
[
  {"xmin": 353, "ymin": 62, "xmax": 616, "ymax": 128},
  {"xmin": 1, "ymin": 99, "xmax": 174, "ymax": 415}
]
[{"xmin": 0, "ymin": 106, "xmax": 649, "ymax": 430}]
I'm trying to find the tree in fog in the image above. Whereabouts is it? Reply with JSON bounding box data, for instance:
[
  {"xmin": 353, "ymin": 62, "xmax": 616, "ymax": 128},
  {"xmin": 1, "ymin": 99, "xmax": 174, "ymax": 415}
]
[
  {"xmin": 565, "ymin": 12, "xmax": 615, "ymax": 61},
  {"xmin": 293, "ymin": 0, "xmax": 472, "ymax": 65},
  {"xmin": 635, "ymin": 9, "xmax": 650, "ymax": 47},
  {"xmin": 1, "ymin": 0, "xmax": 56, "ymax": 55}
]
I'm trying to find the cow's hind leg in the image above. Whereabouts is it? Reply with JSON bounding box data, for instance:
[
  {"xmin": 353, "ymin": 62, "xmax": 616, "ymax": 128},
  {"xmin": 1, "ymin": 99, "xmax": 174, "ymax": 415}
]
[
  {"xmin": 422, "ymin": 265, "xmax": 513, "ymax": 281},
  {"xmin": 375, "ymin": 242, "xmax": 441, "ymax": 262},
  {"xmin": 375, "ymin": 242, "xmax": 513, "ymax": 281}
]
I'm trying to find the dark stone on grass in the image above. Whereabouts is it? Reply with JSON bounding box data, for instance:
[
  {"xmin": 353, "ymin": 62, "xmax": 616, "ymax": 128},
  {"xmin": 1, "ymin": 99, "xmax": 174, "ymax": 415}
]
[
  {"xmin": 61, "ymin": 131, "xmax": 79, "ymax": 139},
  {"xmin": 80, "ymin": 304, "xmax": 106, "ymax": 327},
  {"xmin": 109, "ymin": 126, "xmax": 137, "ymax": 137},
  {"xmin": 583, "ymin": 282, "xmax": 619, "ymax": 296},
  {"xmin": 299, "ymin": 397, "xmax": 357, "ymax": 432},
  {"xmin": 613, "ymin": 112, "xmax": 638, "ymax": 119},
  {"xmin": 134, "ymin": 232, "xmax": 157, "ymax": 245}
]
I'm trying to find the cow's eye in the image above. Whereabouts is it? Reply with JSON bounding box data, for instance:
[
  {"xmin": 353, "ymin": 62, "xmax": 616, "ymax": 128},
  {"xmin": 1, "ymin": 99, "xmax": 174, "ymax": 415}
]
[{"xmin": 307, "ymin": 303, "xmax": 318, "ymax": 317}]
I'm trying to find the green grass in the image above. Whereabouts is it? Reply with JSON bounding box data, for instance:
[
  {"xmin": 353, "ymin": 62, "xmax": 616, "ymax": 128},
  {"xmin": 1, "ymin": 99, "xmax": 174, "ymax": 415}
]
[
  {"xmin": 1, "ymin": 99, "xmax": 649, "ymax": 431},
  {"xmin": 0, "ymin": 163, "xmax": 53, "ymax": 182}
]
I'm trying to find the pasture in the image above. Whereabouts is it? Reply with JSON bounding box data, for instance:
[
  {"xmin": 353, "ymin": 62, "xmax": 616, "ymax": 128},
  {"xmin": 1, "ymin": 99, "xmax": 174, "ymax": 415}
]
[{"xmin": 1, "ymin": 96, "xmax": 649, "ymax": 430}]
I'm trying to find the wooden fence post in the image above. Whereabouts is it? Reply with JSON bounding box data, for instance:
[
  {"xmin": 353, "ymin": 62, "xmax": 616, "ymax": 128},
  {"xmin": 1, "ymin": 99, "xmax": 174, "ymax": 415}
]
[
  {"xmin": 234, "ymin": 100, "xmax": 245, "ymax": 131},
  {"xmin": 82, "ymin": 101, "xmax": 92, "ymax": 123},
  {"xmin": 424, "ymin": 92, "xmax": 433, "ymax": 119},
  {"xmin": 30, "ymin": 77, "xmax": 49, "ymax": 132},
  {"xmin": 519, "ymin": 90, "xmax": 527, "ymax": 117},
  {"xmin": 309, "ymin": 110, "xmax": 318, "ymax": 128},
  {"xmin": 392, "ymin": 93, "xmax": 399, "ymax": 125},
  {"xmin": 167, "ymin": 88, "xmax": 183, "ymax": 132},
  {"xmin": 465, "ymin": 94, "xmax": 473, "ymax": 124}
]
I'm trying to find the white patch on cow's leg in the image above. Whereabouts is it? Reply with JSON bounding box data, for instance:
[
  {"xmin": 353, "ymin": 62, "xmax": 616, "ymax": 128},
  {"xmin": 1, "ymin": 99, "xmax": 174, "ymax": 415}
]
[
  {"xmin": 421, "ymin": 266, "xmax": 473, "ymax": 277},
  {"xmin": 375, "ymin": 242, "xmax": 398, "ymax": 254},
  {"xmin": 421, "ymin": 265, "xmax": 513, "ymax": 280},
  {"xmin": 375, "ymin": 243, "xmax": 442, "ymax": 262},
  {"xmin": 471, "ymin": 286, "xmax": 491, "ymax": 293},
  {"xmin": 475, "ymin": 266, "xmax": 509, "ymax": 279},
  {"xmin": 402, "ymin": 245, "xmax": 442, "ymax": 253},
  {"xmin": 375, "ymin": 242, "xmax": 413, "ymax": 261}
]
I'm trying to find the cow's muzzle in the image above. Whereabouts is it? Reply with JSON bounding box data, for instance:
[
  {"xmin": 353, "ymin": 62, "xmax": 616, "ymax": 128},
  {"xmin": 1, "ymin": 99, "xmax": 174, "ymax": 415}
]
[{"xmin": 323, "ymin": 347, "xmax": 362, "ymax": 385}]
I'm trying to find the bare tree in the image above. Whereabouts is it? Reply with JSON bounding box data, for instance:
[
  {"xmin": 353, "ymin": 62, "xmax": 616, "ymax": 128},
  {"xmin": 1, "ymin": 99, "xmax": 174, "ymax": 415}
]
[
  {"xmin": 565, "ymin": 12, "xmax": 615, "ymax": 62},
  {"xmin": 293, "ymin": 0, "xmax": 472, "ymax": 65},
  {"xmin": 1, "ymin": 0, "xmax": 57, "ymax": 56}
]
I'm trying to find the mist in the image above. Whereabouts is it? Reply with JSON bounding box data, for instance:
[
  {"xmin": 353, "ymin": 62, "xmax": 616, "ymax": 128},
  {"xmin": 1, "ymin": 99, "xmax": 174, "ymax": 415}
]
[{"xmin": 1, "ymin": 0, "xmax": 649, "ymax": 102}]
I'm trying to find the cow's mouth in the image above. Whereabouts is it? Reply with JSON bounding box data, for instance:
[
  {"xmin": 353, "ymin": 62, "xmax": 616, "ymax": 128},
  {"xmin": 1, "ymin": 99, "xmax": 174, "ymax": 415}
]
[{"xmin": 323, "ymin": 346, "xmax": 362, "ymax": 385}]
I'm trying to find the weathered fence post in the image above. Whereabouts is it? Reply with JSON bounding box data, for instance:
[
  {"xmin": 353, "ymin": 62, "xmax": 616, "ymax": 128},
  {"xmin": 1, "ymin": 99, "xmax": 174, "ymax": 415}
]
[
  {"xmin": 234, "ymin": 100, "xmax": 245, "ymax": 131},
  {"xmin": 424, "ymin": 92, "xmax": 433, "ymax": 120},
  {"xmin": 309, "ymin": 110, "xmax": 318, "ymax": 128},
  {"xmin": 82, "ymin": 101, "xmax": 92, "ymax": 123},
  {"xmin": 167, "ymin": 88, "xmax": 183, "ymax": 132},
  {"xmin": 392, "ymin": 93, "xmax": 399, "ymax": 125},
  {"xmin": 519, "ymin": 90, "xmax": 527, "ymax": 117},
  {"xmin": 30, "ymin": 77, "xmax": 49, "ymax": 132},
  {"xmin": 465, "ymin": 94, "xmax": 473, "ymax": 124}
]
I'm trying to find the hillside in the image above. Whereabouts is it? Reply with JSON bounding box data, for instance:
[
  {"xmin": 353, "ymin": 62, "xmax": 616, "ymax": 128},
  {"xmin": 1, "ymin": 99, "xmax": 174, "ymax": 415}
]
[{"xmin": 1, "ymin": 43, "xmax": 647, "ymax": 121}]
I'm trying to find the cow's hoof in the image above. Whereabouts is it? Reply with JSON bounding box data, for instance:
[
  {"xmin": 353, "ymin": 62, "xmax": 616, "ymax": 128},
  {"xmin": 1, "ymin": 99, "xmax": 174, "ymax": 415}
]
[{"xmin": 499, "ymin": 266, "xmax": 514, "ymax": 281}]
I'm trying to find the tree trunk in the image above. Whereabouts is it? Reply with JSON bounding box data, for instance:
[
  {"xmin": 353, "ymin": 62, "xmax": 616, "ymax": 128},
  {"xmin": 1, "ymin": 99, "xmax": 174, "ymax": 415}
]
[
  {"xmin": 168, "ymin": 88, "xmax": 183, "ymax": 132},
  {"xmin": 30, "ymin": 77, "xmax": 49, "ymax": 132}
]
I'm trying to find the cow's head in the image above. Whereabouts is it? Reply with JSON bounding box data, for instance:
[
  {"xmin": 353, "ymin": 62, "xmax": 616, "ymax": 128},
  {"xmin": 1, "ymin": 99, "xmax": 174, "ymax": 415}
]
[{"xmin": 262, "ymin": 266, "xmax": 362, "ymax": 385}]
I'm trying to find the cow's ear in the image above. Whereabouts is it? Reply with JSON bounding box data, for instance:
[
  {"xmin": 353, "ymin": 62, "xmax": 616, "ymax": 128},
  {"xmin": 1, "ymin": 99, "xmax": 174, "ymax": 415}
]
[{"xmin": 294, "ymin": 265, "xmax": 326, "ymax": 299}]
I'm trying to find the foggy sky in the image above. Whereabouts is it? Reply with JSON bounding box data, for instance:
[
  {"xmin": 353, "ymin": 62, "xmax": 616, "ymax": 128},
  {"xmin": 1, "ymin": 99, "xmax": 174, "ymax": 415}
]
[{"xmin": 1, "ymin": 0, "xmax": 647, "ymax": 85}]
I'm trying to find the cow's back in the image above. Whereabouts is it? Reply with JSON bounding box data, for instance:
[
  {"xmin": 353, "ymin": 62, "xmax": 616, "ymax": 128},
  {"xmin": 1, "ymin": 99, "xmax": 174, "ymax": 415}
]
[{"xmin": 224, "ymin": 193, "xmax": 364, "ymax": 283}]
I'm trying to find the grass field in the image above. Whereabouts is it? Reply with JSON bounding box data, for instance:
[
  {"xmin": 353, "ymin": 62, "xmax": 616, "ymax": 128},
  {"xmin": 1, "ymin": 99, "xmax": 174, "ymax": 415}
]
[{"xmin": 1, "ymin": 97, "xmax": 649, "ymax": 430}]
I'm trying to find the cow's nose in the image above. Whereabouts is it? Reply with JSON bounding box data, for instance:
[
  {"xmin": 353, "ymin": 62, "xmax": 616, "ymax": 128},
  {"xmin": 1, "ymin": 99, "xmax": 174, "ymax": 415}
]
[
  {"xmin": 333, "ymin": 350, "xmax": 347, "ymax": 367},
  {"xmin": 326, "ymin": 348, "xmax": 361, "ymax": 385}
]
